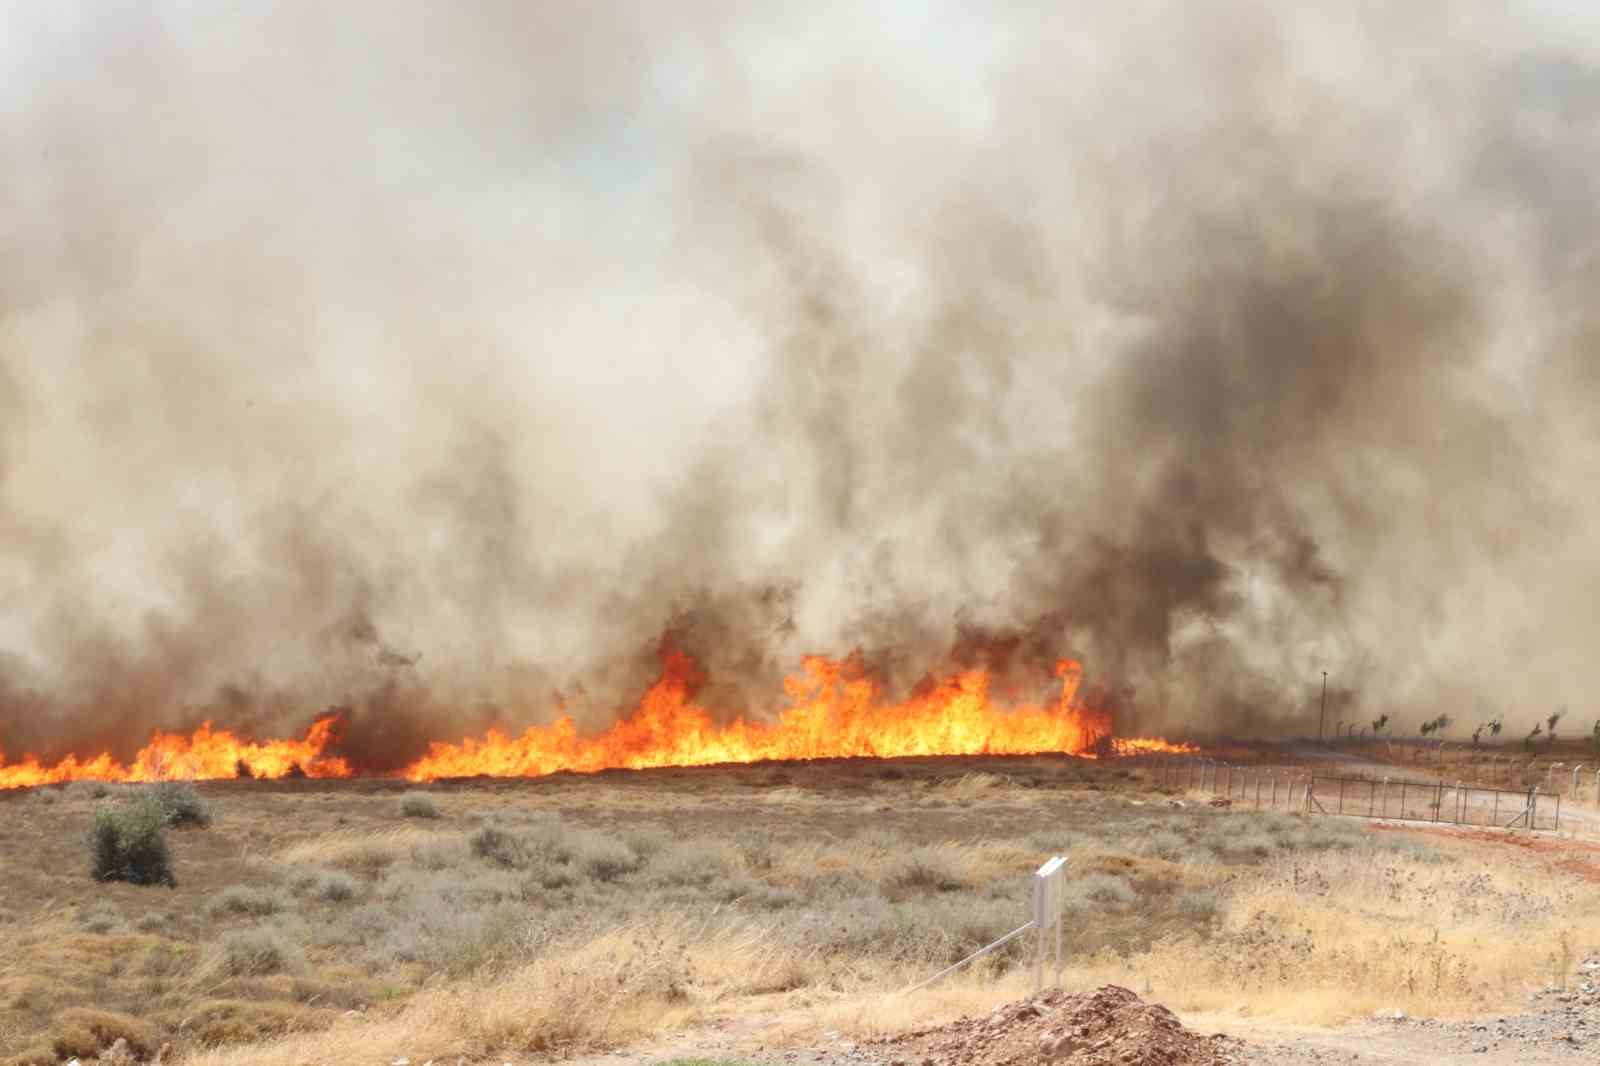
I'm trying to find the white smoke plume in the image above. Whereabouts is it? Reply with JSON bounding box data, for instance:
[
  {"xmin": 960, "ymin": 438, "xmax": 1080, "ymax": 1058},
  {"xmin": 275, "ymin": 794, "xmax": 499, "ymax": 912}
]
[{"xmin": 3, "ymin": 2, "xmax": 1599, "ymax": 765}]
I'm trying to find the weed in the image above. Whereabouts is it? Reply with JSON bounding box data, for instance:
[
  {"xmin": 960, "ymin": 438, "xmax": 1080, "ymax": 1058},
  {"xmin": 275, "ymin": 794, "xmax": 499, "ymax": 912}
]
[
  {"xmin": 148, "ymin": 781, "xmax": 214, "ymax": 827},
  {"xmin": 209, "ymin": 927, "xmax": 303, "ymax": 978},
  {"xmin": 398, "ymin": 791, "xmax": 441, "ymax": 819},
  {"xmin": 210, "ymin": 885, "xmax": 292, "ymax": 918},
  {"xmin": 78, "ymin": 902, "xmax": 123, "ymax": 934}
]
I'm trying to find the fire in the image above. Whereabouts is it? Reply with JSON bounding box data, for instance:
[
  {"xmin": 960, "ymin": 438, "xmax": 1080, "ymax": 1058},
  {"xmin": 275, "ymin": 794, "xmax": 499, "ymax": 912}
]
[
  {"xmin": 403, "ymin": 652, "xmax": 1188, "ymax": 781},
  {"xmin": 1111, "ymin": 736, "xmax": 1198, "ymax": 757},
  {"xmin": 0, "ymin": 653, "xmax": 1198, "ymax": 790},
  {"xmin": 0, "ymin": 716, "xmax": 351, "ymax": 790}
]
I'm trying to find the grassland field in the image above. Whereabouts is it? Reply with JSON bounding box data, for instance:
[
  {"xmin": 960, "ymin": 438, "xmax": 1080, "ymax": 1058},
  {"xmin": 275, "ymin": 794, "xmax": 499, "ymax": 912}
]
[{"xmin": 1, "ymin": 754, "xmax": 1597, "ymax": 1066}]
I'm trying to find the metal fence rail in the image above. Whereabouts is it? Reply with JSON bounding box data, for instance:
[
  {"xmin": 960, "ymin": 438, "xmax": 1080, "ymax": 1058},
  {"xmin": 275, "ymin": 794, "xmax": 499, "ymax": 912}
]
[
  {"xmin": 1139, "ymin": 756, "xmax": 1563, "ymax": 832},
  {"xmin": 1304, "ymin": 775, "xmax": 1560, "ymax": 831}
]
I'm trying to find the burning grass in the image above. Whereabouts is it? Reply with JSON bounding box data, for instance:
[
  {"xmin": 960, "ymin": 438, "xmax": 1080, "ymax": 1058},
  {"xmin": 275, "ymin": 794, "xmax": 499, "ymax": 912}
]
[{"xmin": 0, "ymin": 756, "xmax": 1597, "ymax": 1065}]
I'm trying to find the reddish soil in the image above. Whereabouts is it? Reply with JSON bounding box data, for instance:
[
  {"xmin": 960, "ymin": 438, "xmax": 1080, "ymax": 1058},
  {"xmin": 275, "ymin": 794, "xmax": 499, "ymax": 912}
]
[
  {"xmin": 1370, "ymin": 823, "xmax": 1600, "ymax": 882},
  {"xmin": 870, "ymin": 986, "xmax": 1235, "ymax": 1066}
]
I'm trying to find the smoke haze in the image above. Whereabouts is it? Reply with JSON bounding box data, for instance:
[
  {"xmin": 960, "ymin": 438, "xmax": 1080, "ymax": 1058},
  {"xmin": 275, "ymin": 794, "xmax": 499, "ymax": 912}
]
[{"xmin": 3, "ymin": 1, "xmax": 1600, "ymax": 766}]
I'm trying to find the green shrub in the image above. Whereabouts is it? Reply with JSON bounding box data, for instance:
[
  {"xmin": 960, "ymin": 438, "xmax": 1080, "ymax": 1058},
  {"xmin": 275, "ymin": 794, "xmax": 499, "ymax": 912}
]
[
  {"xmin": 398, "ymin": 791, "xmax": 441, "ymax": 819},
  {"xmin": 89, "ymin": 796, "xmax": 176, "ymax": 887},
  {"xmin": 147, "ymin": 781, "xmax": 213, "ymax": 827}
]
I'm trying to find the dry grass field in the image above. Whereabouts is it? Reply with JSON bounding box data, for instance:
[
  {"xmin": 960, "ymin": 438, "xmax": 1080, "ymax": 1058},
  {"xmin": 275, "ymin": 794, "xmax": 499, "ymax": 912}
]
[{"xmin": 2, "ymin": 756, "xmax": 1598, "ymax": 1065}]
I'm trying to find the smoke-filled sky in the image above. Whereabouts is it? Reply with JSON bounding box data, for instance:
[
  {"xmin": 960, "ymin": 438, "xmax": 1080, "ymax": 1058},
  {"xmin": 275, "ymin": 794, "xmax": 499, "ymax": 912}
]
[{"xmin": 3, "ymin": 1, "xmax": 1600, "ymax": 765}]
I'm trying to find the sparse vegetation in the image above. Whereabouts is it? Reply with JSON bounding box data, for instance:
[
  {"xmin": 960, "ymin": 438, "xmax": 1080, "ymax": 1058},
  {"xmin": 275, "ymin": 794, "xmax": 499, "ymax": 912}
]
[
  {"xmin": 398, "ymin": 791, "xmax": 440, "ymax": 819},
  {"xmin": 4, "ymin": 757, "xmax": 1598, "ymax": 1066},
  {"xmin": 209, "ymin": 884, "xmax": 291, "ymax": 918},
  {"xmin": 208, "ymin": 927, "xmax": 302, "ymax": 978}
]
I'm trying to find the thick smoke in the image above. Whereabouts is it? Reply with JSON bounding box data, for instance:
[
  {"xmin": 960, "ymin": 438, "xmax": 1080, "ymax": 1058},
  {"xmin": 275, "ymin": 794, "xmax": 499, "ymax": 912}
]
[{"xmin": 2, "ymin": 1, "xmax": 1599, "ymax": 766}]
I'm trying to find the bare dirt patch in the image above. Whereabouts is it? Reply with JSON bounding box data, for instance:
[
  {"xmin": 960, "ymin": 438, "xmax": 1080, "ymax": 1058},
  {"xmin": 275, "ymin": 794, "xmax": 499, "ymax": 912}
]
[{"xmin": 872, "ymin": 987, "xmax": 1234, "ymax": 1066}]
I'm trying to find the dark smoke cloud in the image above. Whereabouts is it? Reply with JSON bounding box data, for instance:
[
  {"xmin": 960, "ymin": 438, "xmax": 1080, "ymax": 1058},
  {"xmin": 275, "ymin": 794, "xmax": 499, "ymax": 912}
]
[{"xmin": 2, "ymin": 1, "xmax": 1599, "ymax": 766}]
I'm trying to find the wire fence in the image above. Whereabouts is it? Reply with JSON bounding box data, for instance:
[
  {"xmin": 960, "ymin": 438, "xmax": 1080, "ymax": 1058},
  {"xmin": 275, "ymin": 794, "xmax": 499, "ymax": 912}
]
[
  {"xmin": 1140, "ymin": 757, "xmax": 1563, "ymax": 832},
  {"xmin": 1303, "ymin": 774, "xmax": 1560, "ymax": 831}
]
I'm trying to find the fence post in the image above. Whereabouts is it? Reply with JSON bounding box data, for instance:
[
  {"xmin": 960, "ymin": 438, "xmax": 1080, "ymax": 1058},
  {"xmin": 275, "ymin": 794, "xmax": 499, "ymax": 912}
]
[{"xmin": 1033, "ymin": 857, "xmax": 1067, "ymax": 996}]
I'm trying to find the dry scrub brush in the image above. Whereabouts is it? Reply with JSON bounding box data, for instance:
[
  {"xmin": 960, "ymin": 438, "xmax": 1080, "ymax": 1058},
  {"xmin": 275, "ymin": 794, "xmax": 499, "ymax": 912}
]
[{"xmin": 15, "ymin": 774, "xmax": 1600, "ymax": 1065}]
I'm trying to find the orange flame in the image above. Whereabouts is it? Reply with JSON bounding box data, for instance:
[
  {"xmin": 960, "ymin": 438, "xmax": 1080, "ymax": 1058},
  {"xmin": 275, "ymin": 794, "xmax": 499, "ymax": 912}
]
[
  {"xmin": 403, "ymin": 652, "xmax": 1189, "ymax": 781},
  {"xmin": 1111, "ymin": 736, "xmax": 1199, "ymax": 756},
  {"xmin": 0, "ymin": 655, "xmax": 1198, "ymax": 790},
  {"xmin": 0, "ymin": 716, "xmax": 351, "ymax": 790}
]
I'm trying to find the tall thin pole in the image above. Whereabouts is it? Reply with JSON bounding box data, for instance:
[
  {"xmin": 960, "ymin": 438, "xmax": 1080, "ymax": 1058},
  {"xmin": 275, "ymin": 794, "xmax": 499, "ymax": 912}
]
[{"xmin": 1319, "ymin": 671, "xmax": 1328, "ymax": 742}]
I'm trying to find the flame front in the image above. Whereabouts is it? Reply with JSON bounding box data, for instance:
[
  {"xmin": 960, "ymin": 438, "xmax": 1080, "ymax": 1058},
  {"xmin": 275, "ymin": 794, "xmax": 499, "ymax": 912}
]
[
  {"xmin": 403, "ymin": 652, "xmax": 1192, "ymax": 782},
  {"xmin": 0, "ymin": 654, "xmax": 1197, "ymax": 790},
  {"xmin": 0, "ymin": 716, "xmax": 351, "ymax": 790}
]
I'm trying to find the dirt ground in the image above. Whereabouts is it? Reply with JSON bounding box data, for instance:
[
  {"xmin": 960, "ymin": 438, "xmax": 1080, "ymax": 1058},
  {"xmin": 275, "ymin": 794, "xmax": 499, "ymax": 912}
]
[
  {"xmin": 1, "ymin": 748, "xmax": 1598, "ymax": 1065},
  {"xmin": 547, "ymin": 961, "xmax": 1600, "ymax": 1066}
]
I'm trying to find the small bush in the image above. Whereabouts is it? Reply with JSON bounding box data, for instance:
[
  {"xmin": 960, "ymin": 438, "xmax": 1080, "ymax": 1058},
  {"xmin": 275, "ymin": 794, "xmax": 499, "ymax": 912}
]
[
  {"xmin": 399, "ymin": 791, "xmax": 441, "ymax": 819},
  {"xmin": 140, "ymin": 940, "xmax": 194, "ymax": 977},
  {"xmin": 89, "ymin": 796, "xmax": 176, "ymax": 887},
  {"xmin": 411, "ymin": 837, "xmax": 469, "ymax": 870},
  {"xmin": 134, "ymin": 911, "xmax": 172, "ymax": 934},
  {"xmin": 316, "ymin": 869, "xmax": 358, "ymax": 902},
  {"xmin": 209, "ymin": 884, "xmax": 291, "ymax": 918},
  {"xmin": 620, "ymin": 826, "xmax": 672, "ymax": 860},
  {"xmin": 210, "ymin": 927, "xmax": 301, "ymax": 977},
  {"xmin": 644, "ymin": 842, "xmax": 731, "ymax": 887},
  {"xmin": 1138, "ymin": 829, "xmax": 1190, "ymax": 862},
  {"xmin": 287, "ymin": 865, "xmax": 359, "ymax": 901},
  {"xmin": 468, "ymin": 817, "xmax": 640, "ymax": 882},
  {"xmin": 1174, "ymin": 887, "xmax": 1219, "ymax": 918},
  {"xmin": 732, "ymin": 828, "xmax": 775, "ymax": 871},
  {"xmin": 1218, "ymin": 831, "xmax": 1276, "ymax": 862},
  {"xmin": 883, "ymin": 846, "xmax": 972, "ymax": 896},
  {"xmin": 1061, "ymin": 872, "xmax": 1136, "ymax": 911},
  {"xmin": 49, "ymin": 1008, "xmax": 158, "ymax": 1062},
  {"xmin": 147, "ymin": 781, "xmax": 213, "ymax": 827},
  {"xmin": 574, "ymin": 835, "xmax": 639, "ymax": 882},
  {"xmin": 470, "ymin": 824, "xmax": 527, "ymax": 868},
  {"xmin": 78, "ymin": 902, "xmax": 123, "ymax": 934}
]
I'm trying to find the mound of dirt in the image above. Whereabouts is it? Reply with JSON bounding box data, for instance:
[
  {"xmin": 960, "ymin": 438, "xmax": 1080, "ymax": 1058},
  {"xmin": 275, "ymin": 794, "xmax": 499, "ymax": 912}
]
[{"xmin": 875, "ymin": 986, "xmax": 1234, "ymax": 1066}]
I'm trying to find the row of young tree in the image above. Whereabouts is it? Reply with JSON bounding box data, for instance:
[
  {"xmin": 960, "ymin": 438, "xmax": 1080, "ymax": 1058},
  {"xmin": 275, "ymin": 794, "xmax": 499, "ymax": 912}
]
[{"xmin": 1356, "ymin": 709, "xmax": 1600, "ymax": 751}]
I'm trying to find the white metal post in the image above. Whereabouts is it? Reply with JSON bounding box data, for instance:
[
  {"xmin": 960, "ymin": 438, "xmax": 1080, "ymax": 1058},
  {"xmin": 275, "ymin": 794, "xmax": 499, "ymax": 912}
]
[{"xmin": 1033, "ymin": 856, "xmax": 1066, "ymax": 996}]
